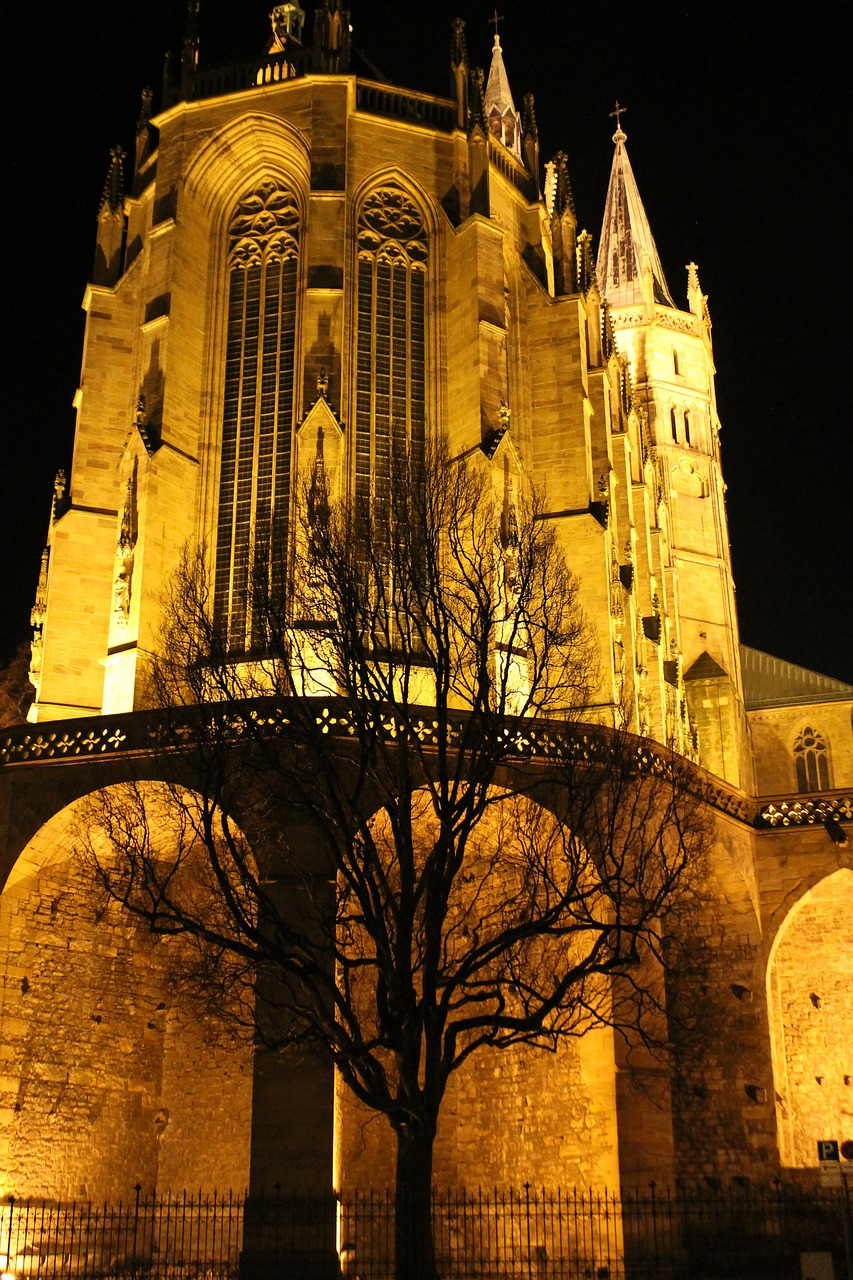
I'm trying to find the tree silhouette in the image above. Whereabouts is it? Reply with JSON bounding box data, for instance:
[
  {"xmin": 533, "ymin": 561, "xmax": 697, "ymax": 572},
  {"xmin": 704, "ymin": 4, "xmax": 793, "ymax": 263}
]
[{"xmin": 78, "ymin": 438, "xmax": 705, "ymax": 1280}]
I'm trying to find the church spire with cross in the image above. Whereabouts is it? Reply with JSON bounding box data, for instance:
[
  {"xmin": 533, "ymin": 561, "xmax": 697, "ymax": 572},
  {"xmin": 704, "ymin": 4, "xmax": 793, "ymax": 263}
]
[
  {"xmin": 484, "ymin": 11, "xmax": 522, "ymax": 159},
  {"xmin": 596, "ymin": 103, "xmax": 674, "ymax": 308}
]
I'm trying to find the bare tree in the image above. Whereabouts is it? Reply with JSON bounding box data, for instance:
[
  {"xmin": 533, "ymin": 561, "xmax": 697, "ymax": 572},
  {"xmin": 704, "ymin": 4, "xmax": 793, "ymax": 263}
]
[
  {"xmin": 78, "ymin": 439, "xmax": 705, "ymax": 1280},
  {"xmin": 0, "ymin": 642, "xmax": 35, "ymax": 728}
]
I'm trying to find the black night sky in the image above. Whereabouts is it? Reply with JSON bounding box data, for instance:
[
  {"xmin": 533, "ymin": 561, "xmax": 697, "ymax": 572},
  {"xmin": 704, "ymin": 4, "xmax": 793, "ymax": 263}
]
[{"xmin": 3, "ymin": 2, "xmax": 851, "ymax": 683}]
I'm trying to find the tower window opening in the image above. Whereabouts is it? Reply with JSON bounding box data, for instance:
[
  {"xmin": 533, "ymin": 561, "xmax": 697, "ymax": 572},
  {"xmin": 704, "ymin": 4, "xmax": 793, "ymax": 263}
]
[
  {"xmin": 673, "ymin": 349, "xmax": 680, "ymax": 375},
  {"xmin": 794, "ymin": 725, "xmax": 831, "ymax": 792},
  {"xmin": 670, "ymin": 407, "xmax": 678, "ymax": 442},
  {"xmin": 684, "ymin": 410, "xmax": 691, "ymax": 446}
]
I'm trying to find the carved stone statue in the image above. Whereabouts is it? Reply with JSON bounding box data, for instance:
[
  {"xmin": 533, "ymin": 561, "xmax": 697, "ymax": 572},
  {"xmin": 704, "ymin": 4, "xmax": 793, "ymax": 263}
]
[{"xmin": 113, "ymin": 463, "xmax": 138, "ymax": 628}]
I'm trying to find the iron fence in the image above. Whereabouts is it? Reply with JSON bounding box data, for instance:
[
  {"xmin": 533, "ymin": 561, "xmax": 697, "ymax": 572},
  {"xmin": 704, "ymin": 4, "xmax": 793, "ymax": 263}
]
[{"xmin": 1, "ymin": 1182, "xmax": 849, "ymax": 1278}]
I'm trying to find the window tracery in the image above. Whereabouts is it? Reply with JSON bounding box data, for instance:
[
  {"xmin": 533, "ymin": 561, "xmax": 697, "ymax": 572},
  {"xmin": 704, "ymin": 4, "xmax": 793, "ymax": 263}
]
[
  {"xmin": 214, "ymin": 180, "xmax": 300, "ymax": 652},
  {"xmin": 354, "ymin": 186, "xmax": 428, "ymax": 519},
  {"xmin": 794, "ymin": 725, "xmax": 831, "ymax": 792}
]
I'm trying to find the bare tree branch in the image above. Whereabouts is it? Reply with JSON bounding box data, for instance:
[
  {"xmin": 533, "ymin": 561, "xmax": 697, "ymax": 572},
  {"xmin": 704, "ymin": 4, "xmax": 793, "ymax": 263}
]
[{"xmin": 74, "ymin": 436, "xmax": 706, "ymax": 1280}]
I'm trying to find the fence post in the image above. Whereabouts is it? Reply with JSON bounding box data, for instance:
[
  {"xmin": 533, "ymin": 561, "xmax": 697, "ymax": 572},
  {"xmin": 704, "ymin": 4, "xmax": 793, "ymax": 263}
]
[
  {"xmin": 840, "ymin": 1172, "xmax": 853, "ymax": 1280},
  {"xmin": 4, "ymin": 1195, "xmax": 13, "ymax": 1274},
  {"xmin": 132, "ymin": 1183, "xmax": 141, "ymax": 1269}
]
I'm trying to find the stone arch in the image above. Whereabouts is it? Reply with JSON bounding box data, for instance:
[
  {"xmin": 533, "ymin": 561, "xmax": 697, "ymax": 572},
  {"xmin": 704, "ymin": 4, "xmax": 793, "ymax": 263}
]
[
  {"xmin": 0, "ymin": 782, "xmax": 254, "ymax": 1199},
  {"xmin": 766, "ymin": 867, "xmax": 853, "ymax": 1167},
  {"xmin": 182, "ymin": 111, "xmax": 311, "ymax": 220}
]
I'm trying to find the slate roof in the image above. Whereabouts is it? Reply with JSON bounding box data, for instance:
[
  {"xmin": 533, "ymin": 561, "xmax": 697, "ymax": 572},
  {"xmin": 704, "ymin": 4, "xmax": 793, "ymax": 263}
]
[{"xmin": 740, "ymin": 644, "xmax": 853, "ymax": 710}]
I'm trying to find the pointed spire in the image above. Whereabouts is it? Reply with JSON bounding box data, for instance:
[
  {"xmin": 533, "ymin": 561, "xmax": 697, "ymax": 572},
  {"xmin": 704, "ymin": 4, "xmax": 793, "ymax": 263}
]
[
  {"xmin": 450, "ymin": 16, "xmax": 468, "ymax": 70},
  {"xmin": 181, "ymin": 0, "xmax": 200, "ymax": 94},
  {"xmin": 521, "ymin": 92, "xmax": 539, "ymax": 187},
  {"xmin": 468, "ymin": 66, "xmax": 486, "ymax": 133},
  {"xmin": 94, "ymin": 146, "xmax": 126, "ymax": 285},
  {"xmin": 136, "ymin": 86, "xmax": 153, "ymax": 135},
  {"xmin": 551, "ymin": 151, "xmax": 575, "ymax": 219},
  {"xmin": 549, "ymin": 151, "xmax": 577, "ymax": 297},
  {"xmin": 314, "ymin": 0, "xmax": 350, "ymax": 74},
  {"xmin": 484, "ymin": 26, "xmax": 522, "ymax": 159},
  {"xmin": 98, "ymin": 146, "xmax": 126, "ymax": 216},
  {"xmin": 686, "ymin": 261, "xmax": 705, "ymax": 316},
  {"xmin": 134, "ymin": 88, "xmax": 155, "ymax": 193},
  {"xmin": 521, "ymin": 92, "xmax": 537, "ymax": 143},
  {"xmin": 466, "ymin": 66, "xmax": 490, "ymax": 216},
  {"xmin": 602, "ymin": 301, "xmax": 617, "ymax": 362},
  {"xmin": 686, "ymin": 261, "xmax": 713, "ymax": 339},
  {"xmin": 450, "ymin": 19, "xmax": 469, "ymax": 130},
  {"xmin": 596, "ymin": 105, "xmax": 674, "ymax": 308},
  {"xmin": 577, "ymin": 229, "xmax": 595, "ymax": 294}
]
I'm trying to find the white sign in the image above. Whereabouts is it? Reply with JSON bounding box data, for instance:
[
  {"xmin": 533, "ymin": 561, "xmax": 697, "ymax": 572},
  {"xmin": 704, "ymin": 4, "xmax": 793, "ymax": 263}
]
[{"xmin": 818, "ymin": 1139, "xmax": 842, "ymax": 1187}]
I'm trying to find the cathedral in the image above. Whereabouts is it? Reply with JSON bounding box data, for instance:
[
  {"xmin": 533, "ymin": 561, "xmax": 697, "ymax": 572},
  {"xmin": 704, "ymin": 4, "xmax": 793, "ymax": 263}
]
[{"xmin": 0, "ymin": 0, "xmax": 851, "ymax": 1208}]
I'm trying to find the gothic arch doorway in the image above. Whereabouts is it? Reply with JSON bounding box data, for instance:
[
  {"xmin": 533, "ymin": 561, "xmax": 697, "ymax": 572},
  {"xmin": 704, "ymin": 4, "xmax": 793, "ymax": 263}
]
[
  {"xmin": 0, "ymin": 783, "xmax": 254, "ymax": 1199},
  {"xmin": 767, "ymin": 867, "xmax": 853, "ymax": 1167}
]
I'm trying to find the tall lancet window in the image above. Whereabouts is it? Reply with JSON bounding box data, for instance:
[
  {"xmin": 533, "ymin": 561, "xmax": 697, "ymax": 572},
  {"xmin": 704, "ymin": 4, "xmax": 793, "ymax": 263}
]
[
  {"xmin": 355, "ymin": 187, "xmax": 428, "ymax": 519},
  {"xmin": 214, "ymin": 180, "xmax": 300, "ymax": 652}
]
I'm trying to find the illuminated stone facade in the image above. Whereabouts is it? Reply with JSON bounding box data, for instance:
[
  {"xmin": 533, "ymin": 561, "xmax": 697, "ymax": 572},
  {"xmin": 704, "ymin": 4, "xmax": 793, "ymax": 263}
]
[{"xmin": 1, "ymin": 5, "xmax": 851, "ymax": 1200}]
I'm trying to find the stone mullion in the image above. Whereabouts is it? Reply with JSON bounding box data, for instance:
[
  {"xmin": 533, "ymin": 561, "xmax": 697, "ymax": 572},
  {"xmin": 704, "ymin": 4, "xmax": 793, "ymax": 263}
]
[
  {"xmin": 374, "ymin": 260, "xmax": 392, "ymax": 513},
  {"xmin": 230, "ymin": 262, "xmax": 261, "ymax": 650},
  {"xmin": 271, "ymin": 256, "xmax": 298, "ymax": 618},
  {"xmin": 214, "ymin": 266, "xmax": 248, "ymax": 634}
]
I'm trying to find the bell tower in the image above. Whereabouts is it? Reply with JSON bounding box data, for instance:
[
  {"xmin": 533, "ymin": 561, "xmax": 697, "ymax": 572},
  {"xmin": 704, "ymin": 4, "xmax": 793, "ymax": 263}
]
[{"xmin": 597, "ymin": 112, "xmax": 749, "ymax": 787}]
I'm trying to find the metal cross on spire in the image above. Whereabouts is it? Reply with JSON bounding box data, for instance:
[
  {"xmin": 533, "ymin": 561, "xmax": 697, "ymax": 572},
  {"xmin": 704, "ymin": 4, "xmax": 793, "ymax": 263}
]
[
  {"xmin": 609, "ymin": 101, "xmax": 627, "ymax": 134},
  {"xmin": 489, "ymin": 9, "xmax": 504, "ymax": 36}
]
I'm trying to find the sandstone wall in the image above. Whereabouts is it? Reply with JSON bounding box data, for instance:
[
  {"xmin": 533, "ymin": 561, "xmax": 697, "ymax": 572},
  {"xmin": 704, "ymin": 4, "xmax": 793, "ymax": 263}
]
[
  {"xmin": 336, "ymin": 1027, "xmax": 620, "ymax": 1193},
  {"xmin": 0, "ymin": 799, "xmax": 253, "ymax": 1199}
]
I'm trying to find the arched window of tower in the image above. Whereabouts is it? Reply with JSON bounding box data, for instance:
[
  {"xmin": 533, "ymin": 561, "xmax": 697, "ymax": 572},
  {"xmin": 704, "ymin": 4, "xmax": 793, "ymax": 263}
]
[
  {"xmin": 213, "ymin": 181, "xmax": 301, "ymax": 654},
  {"xmin": 354, "ymin": 185, "xmax": 428, "ymax": 520}
]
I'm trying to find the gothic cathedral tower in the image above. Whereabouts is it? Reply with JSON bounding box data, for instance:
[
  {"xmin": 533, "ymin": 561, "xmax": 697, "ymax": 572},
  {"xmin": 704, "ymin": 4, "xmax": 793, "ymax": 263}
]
[{"xmin": 596, "ymin": 116, "xmax": 748, "ymax": 786}]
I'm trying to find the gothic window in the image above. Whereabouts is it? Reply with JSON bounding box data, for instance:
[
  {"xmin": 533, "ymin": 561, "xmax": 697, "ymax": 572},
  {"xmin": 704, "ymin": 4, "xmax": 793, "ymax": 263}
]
[
  {"xmin": 793, "ymin": 725, "xmax": 831, "ymax": 792},
  {"xmin": 684, "ymin": 410, "xmax": 691, "ymax": 446},
  {"xmin": 670, "ymin": 407, "xmax": 678, "ymax": 442},
  {"xmin": 214, "ymin": 181, "xmax": 300, "ymax": 652},
  {"xmin": 355, "ymin": 186, "xmax": 428, "ymax": 520},
  {"xmin": 672, "ymin": 349, "xmax": 680, "ymax": 375}
]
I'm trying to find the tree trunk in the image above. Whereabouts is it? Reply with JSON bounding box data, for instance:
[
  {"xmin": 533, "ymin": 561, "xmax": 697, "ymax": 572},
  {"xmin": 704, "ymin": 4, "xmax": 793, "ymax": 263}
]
[{"xmin": 394, "ymin": 1121, "xmax": 438, "ymax": 1280}]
